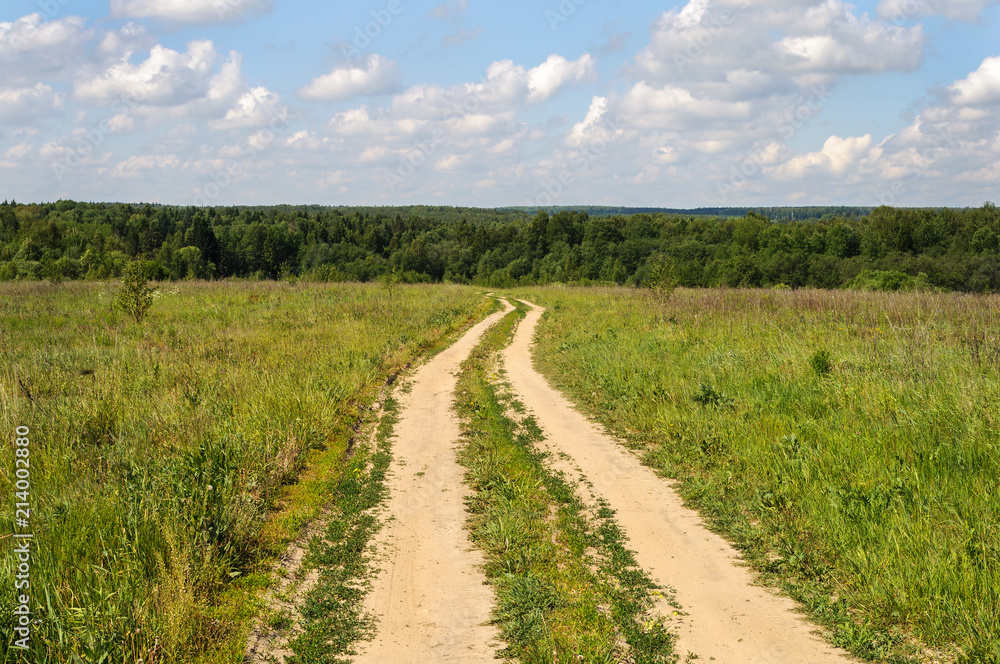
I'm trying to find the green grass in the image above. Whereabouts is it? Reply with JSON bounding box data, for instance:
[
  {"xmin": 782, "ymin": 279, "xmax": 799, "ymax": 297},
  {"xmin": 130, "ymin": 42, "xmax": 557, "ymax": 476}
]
[
  {"xmin": 283, "ymin": 395, "xmax": 399, "ymax": 663},
  {"xmin": 456, "ymin": 299, "xmax": 675, "ymax": 664},
  {"xmin": 0, "ymin": 280, "xmax": 491, "ymax": 663},
  {"xmin": 511, "ymin": 286, "xmax": 1000, "ymax": 663}
]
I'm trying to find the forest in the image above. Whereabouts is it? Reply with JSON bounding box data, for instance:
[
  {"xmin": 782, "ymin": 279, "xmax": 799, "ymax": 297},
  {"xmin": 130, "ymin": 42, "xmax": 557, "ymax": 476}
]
[{"xmin": 1, "ymin": 200, "xmax": 998, "ymax": 291}]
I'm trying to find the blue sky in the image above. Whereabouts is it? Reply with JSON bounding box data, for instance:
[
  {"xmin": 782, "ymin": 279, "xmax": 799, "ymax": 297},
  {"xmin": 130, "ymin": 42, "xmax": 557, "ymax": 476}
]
[{"xmin": 1, "ymin": 0, "xmax": 998, "ymax": 207}]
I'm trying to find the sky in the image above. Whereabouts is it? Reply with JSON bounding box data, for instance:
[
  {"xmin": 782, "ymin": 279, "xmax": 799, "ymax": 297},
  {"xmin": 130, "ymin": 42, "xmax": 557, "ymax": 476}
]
[{"xmin": 0, "ymin": 0, "xmax": 998, "ymax": 208}]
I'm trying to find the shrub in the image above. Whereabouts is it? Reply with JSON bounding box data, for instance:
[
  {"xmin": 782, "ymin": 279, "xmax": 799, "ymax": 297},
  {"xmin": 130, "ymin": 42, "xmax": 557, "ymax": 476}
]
[
  {"xmin": 845, "ymin": 269, "xmax": 935, "ymax": 292},
  {"xmin": 115, "ymin": 261, "xmax": 155, "ymax": 323},
  {"xmin": 646, "ymin": 255, "xmax": 678, "ymax": 302}
]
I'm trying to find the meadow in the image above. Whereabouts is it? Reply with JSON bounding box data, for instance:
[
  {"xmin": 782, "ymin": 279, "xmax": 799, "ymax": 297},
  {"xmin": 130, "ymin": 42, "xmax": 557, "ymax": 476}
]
[
  {"xmin": 0, "ymin": 280, "xmax": 489, "ymax": 663},
  {"xmin": 515, "ymin": 286, "xmax": 1000, "ymax": 663}
]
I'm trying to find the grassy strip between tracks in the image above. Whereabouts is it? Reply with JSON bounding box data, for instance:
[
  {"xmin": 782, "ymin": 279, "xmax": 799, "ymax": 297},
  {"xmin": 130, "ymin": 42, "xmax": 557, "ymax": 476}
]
[{"xmin": 455, "ymin": 299, "xmax": 676, "ymax": 664}]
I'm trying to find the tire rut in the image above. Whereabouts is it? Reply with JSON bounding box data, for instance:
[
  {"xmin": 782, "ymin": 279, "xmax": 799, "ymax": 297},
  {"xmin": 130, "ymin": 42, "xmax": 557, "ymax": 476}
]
[
  {"xmin": 503, "ymin": 300, "xmax": 856, "ymax": 664},
  {"xmin": 352, "ymin": 300, "xmax": 513, "ymax": 663}
]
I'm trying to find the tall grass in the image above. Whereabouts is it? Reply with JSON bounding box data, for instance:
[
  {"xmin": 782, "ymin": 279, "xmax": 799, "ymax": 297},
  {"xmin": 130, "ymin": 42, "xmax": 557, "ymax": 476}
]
[
  {"xmin": 0, "ymin": 280, "xmax": 487, "ymax": 663},
  {"xmin": 515, "ymin": 286, "xmax": 1000, "ymax": 663}
]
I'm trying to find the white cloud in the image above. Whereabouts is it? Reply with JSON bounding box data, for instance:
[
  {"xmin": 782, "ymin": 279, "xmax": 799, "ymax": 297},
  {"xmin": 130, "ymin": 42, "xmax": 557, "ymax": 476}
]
[
  {"xmin": 620, "ymin": 82, "xmax": 751, "ymax": 128},
  {"xmin": 527, "ymin": 54, "xmax": 597, "ymax": 102},
  {"xmin": 950, "ymin": 55, "xmax": 1000, "ymax": 106},
  {"xmin": 774, "ymin": 134, "xmax": 873, "ymax": 178},
  {"xmin": 110, "ymin": 0, "xmax": 272, "ymax": 24},
  {"xmin": 567, "ymin": 96, "xmax": 609, "ymax": 147},
  {"xmin": 113, "ymin": 154, "xmax": 182, "ymax": 178},
  {"xmin": 877, "ymin": 0, "xmax": 1000, "ymax": 22},
  {"xmin": 3, "ymin": 143, "xmax": 33, "ymax": 161},
  {"xmin": 634, "ymin": 0, "xmax": 924, "ymax": 95},
  {"xmin": 213, "ymin": 86, "xmax": 287, "ymax": 129},
  {"xmin": 299, "ymin": 55, "xmax": 400, "ymax": 102},
  {"xmin": 0, "ymin": 84, "xmax": 63, "ymax": 122},
  {"xmin": 76, "ymin": 41, "xmax": 233, "ymax": 106},
  {"xmin": 0, "ymin": 14, "xmax": 91, "ymax": 85}
]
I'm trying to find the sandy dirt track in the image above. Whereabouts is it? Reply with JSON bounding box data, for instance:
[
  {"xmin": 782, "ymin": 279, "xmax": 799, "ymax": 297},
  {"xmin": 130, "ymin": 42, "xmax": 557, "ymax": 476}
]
[
  {"xmin": 503, "ymin": 300, "xmax": 854, "ymax": 664},
  {"xmin": 353, "ymin": 300, "xmax": 512, "ymax": 664}
]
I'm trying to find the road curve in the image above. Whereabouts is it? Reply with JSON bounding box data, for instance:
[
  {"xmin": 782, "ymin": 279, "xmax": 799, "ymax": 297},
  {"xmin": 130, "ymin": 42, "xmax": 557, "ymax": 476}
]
[
  {"xmin": 353, "ymin": 300, "xmax": 512, "ymax": 664},
  {"xmin": 502, "ymin": 299, "xmax": 855, "ymax": 664}
]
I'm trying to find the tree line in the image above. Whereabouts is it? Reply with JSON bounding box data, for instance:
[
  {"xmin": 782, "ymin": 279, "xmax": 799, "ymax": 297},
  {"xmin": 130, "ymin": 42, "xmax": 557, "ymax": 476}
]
[{"xmin": 1, "ymin": 200, "xmax": 998, "ymax": 291}]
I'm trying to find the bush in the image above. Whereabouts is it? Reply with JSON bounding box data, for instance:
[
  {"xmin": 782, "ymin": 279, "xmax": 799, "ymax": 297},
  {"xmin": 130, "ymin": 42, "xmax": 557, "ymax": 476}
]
[
  {"xmin": 845, "ymin": 269, "xmax": 935, "ymax": 292},
  {"xmin": 115, "ymin": 262, "xmax": 155, "ymax": 323},
  {"xmin": 646, "ymin": 255, "xmax": 678, "ymax": 302}
]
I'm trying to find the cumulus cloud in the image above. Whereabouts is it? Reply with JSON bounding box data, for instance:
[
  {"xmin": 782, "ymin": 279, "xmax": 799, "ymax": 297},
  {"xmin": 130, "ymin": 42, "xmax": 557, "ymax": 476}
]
[
  {"xmin": 774, "ymin": 134, "xmax": 873, "ymax": 179},
  {"xmin": 299, "ymin": 55, "xmax": 400, "ymax": 102},
  {"xmin": 0, "ymin": 14, "xmax": 91, "ymax": 84},
  {"xmin": 527, "ymin": 54, "xmax": 597, "ymax": 102},
  {"xmin": 608, "ymin": 0, "xmax": 925, "ymax": 185},
  {"xmin": 213, "ymin": 86, "xmax": 287, "ymax": 129},
  {"xmin": 113, "ymin": 153, "xmax": 182, "ymax": 178},
  {"xmin": 382, "ymin": 52, "xmax": 595, "ymax": 123},
  {"xmin": 69, "ymin": 38, "xmax": 288, "ymax": 133},
  {"xmin": 621, "ymin": 82, "xmax": 751, "ymax": 129},
  {"xmin": 567, "ymin": 96, "xmax": 610, "ymax": 147},
  {"xmin": 633, "ymin": 0, "xmax": 924, "ymax": 95},
  {"xmin": 76, "ymin": 41, "xmax": 236, "ymax": 106},
  {"xmin": 110, "ymin": 0, "xmax": 272, "ymax": 24},
  {"xmin": 0, "ymin": 84, "xmax": 64, "ymax": 123},
  {"xmin": 950, "ymin": 55, "xmax": 1000, "ymax": 106}
]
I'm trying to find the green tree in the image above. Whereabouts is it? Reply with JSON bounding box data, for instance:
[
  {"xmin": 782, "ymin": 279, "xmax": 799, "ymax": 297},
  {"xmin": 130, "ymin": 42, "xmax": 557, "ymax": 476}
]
[
  {"xmin": 115, "ymin": 262, "xmax": 155, "ymax": 323},
  {"xmin": 646, "ymin": 254, "xmax": 678, "ymax": 303}
]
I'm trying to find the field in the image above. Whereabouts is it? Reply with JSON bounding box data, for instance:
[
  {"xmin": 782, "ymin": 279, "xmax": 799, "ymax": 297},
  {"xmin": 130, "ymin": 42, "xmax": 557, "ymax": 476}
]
[
  {"xmin": 3, "ymin": 281, "xmax": 999, "ymax": 663},
  {"xmin": 515, "ymin": 286, "xmax": 1000, "ymax": 662},
  {"xmin": 0, "ymin": 281, "xmax": 489, "ymax": 662}
]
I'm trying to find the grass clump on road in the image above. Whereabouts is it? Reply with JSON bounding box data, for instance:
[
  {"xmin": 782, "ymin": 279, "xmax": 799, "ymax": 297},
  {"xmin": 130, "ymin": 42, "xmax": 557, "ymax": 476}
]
[
  {"xmin": 518, "ymin": 285, "xmax": 1000, "ymax": 664},
  {"xmin": 0, "ymin": 281, "xmax": 490, "ymax": 663},
  {"xmin": 456, "ymin": 300, "xmax": 675, "ymax": 664}
]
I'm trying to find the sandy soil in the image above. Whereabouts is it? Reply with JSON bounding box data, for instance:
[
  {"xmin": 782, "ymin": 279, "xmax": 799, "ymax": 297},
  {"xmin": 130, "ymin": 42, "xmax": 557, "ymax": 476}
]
[
  {"xmin": 353, "ymin": 300, "xmax": 512, "ymax": 664},
  {"xmin": 503, "ymin": 300, "xmax": 855, "ymax": 664}
]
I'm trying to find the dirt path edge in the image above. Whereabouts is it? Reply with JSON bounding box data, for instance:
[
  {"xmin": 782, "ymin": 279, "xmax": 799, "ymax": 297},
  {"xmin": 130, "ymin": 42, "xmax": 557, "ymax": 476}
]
[{"xmin": 503, "ymin": 299, "xmax": 856, "ymax": 664}]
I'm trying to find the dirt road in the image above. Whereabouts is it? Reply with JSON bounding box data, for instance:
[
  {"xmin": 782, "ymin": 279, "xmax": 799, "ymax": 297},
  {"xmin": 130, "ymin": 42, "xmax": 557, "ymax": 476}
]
[
  {"xmin": 353, "ymin": 300, "xmax": 512, "ymax": 664},
  {"xmin": 503, "ymin": 300, "xmax": 854, "ymax": 664}
]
